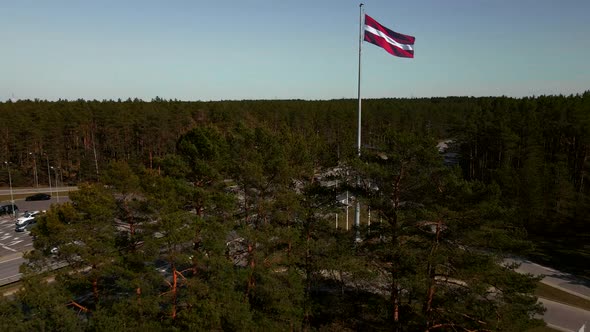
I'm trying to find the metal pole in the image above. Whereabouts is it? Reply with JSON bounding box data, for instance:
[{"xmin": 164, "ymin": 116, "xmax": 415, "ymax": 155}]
[
  {"xmin": 56, "ymin": 168, "xmax": 59, "ymax": 203},
  {"xmin": 52, "ymin": 167, "xmax": 59, "ymax": 203},
  {"xmin": 4, "ymin": 162, "xmax": 15, "ymax": 217},
  {"xmin": 30, "ymin": 152, "xmax": 38, "ymax": 188},
  {"xmin": 357, "ymin": 3, "xmax": 364, "ymax": 157},
  {"xmin": 33, "ymin": 155, "xmax": 38, "ymax": 188},
  {"xmin": 46, "ymin": 155, "xmax": 52, "ymax": 196},
  {"xmin": 354, "ymin": 3, "xmax": 364, "ymax": 242},
  {"xmin": 346, "ymin": 191, "xmax": 349, "ymax": 231}
]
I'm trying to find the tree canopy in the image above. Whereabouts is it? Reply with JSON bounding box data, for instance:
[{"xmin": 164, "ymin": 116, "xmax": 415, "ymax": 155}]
[{"xmin": 2, "ymin": 93, "xmax": 588, "ymax": 330}]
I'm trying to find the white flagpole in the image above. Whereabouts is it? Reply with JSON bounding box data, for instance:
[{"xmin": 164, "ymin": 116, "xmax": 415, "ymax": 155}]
[
  {"xmin": 357, "ymin": 3, "xmax": 364, "ymax": 157},
  {"xmin": 354, "ymin": 3, "xmax": 364, "ymax": 242}
]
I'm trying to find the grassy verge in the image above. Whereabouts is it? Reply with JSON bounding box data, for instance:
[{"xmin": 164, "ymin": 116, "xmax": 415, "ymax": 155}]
[
  {"xmin": 536, "ymin": 282, "xmax": 590, "ymax": 311},
  {"xmin": 0, "ymin": 281, "xmax": 22, "ymax": 296}
]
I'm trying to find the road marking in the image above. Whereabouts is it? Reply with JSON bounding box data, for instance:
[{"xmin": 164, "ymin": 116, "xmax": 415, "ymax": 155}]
[
  {"xmin": 7, "ymin": 240, "xmax": 23, "ymax": 246},
  {"xmin": 0, "ymin": 235, "xmax": 11, "ymax": 241},
  {"xmin": 24, "ymin": 243, "xmax": 33, "ymax": 246},
  {"xmin": 0, "ymin": 255, "xmax": 23, "ymax": 263},
  {"xmin": 1, "ymin": 245, "xmax": 16, "ymax": 252}
]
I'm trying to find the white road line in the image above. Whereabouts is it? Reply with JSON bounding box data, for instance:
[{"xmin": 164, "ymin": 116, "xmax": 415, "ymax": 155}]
[
  {"xmin": 0, "ymin": 255, "xmax": 23, "ymax": 263},
  {"xmin": 8, "ymin": 240, "xmax": 23, "ymax": 246},
  {"xmin": 1, "ymin": 245, "xmax": 17, "ymax": 252},
  {"xmin": 24, "ymin": 243, "xmax": 33, "ymax": 246}
]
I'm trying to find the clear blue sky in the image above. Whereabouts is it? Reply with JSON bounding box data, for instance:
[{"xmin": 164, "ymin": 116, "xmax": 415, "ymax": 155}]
[{"xmin": 1, "ymin": 0, "xmax": 589, "ymax": 101}]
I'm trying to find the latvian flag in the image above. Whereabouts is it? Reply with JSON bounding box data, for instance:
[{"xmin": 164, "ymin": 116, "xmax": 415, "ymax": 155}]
[{"xmin": 364, "ymin": 14, "xmax": 415, "ymax": 58}]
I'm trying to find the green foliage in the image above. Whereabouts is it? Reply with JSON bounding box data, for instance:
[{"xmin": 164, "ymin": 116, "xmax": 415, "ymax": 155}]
[{"xmin": 8, "ymin": 95, "xmax": 588, "ymax": 330}]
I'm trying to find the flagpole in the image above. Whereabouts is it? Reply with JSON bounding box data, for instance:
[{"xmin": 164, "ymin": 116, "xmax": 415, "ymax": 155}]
[
  {"xmin": 357, "ymin": 3, "xmax": 363, "ymax": 157},
  {"xmin": 355, "ymin": 3, "xmax": 364, "ymax": 242}
]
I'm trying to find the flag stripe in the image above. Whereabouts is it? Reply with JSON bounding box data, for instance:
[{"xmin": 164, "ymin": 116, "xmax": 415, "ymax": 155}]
[
  {"xmin": 365, "ymin": 25, "xmax": 414, "ymax": 51},
  {"xmin": 364, "ymin": 14, "xmax": 415, "ymax": 58},
  {"xmin": 364, "ymin": 14, "xmax": 415, "ymax": 45}
]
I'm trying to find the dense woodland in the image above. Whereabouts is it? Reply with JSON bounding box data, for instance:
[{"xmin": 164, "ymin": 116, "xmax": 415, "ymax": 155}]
[{"xmin": 0, "ymin": 93, "xmax": 589, "ymax": 330}]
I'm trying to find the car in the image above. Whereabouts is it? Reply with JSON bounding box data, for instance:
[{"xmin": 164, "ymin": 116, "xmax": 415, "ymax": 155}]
[
  {"xmin": 25, "ymin": 193, "xmax": 51, "ymax": 201},
  {"xmin": 15, "ymin": 211, "xmax": 40, "ymax": 225},
  {"xmin": 0, "ymin": 204, "xmax": 18, "ymax": 215},
  {"xmin": 15, "ymin": 218, "xmax": 37, "ymax": 232}
]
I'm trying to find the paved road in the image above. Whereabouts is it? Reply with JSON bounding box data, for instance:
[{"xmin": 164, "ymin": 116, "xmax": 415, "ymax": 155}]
[
  {"xmin": 0, "ymin": 253, "xmax": 24, "ymax": 285},
  {"xmin": 0, "ymin": 215, "xmax": 35, "ymax": 256},
  {"xmin": 506, "ymin": 257, "xmax": 590, "ymax": 331},
  {"xmin": 506, "ymin": 257, "xmax": 590, "ymax": 301},
  {"xmin": 0, "ymin": 187, "xmax": 78, "ymax": 204},
  {"xmin": 0, "ymin": 186, "xmax": 77, "ymax": 197},
  {"xmin": 540, "ymin": 298, "xmax": 589, "ymax": 332},
  {"xmin": 0, "ymin": 196, "xmax": 66, "ymax": 261},
  {"xmin": 0, "ymin": 194, "xmax": 71, "ymax": 288}
]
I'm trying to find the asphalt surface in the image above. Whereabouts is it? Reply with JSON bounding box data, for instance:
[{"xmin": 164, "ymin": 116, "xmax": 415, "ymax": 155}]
[
  {"xmin": 505, "ymin": 257, "xmax": 590, "ymax": 301},
  {"xmin": 540, "ymin": 298, "xmax": 589, "ymax": 332},
  {"xmin": 0, "ymin": 186, "xmax": 77, "ymax": 197},
  {"xmin": 0, "ymin": 253, "xmax": 24, "ymax": 285},
  {"xmin": 0, "ymin": 214, "xmax": 34, "ymax": 256},
  {"xmin": 504, "ymin": 257, "xmax": 590, "ymax": 331},
  {"xmin": 0, "ymin": 194, "xmax": 70, "ymax": 284}
]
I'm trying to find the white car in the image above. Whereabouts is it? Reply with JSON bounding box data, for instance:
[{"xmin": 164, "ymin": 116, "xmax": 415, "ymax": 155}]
[{"xmin": 15, "ymin": 211, "xmax": 40, "ymax": 226}]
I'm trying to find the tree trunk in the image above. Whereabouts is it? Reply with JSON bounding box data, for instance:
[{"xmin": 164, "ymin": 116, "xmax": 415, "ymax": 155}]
[
  {"xmin": 92, "ymin": 277, "xmax": 99, "ymax": 304},
  {"xmin": 423, "ymin": 219, "xmax": 442, "ymax": 329},
  {"xmin": 247, "ymin": 243, "xmax": 256, "ymax": 297},
  {"xmin": 171, "ymin": 264, "xmax": 178, "ymax": 319}
]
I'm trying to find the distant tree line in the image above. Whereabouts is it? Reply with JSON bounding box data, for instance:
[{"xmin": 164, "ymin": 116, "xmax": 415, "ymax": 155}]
[{"xmin": 1, "ymin": 93, "xmax": 588, "ymax": 236}]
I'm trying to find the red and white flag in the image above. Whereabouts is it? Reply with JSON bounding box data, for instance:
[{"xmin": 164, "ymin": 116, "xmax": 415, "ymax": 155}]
[{"xmin": 364, "ymin": 14, "xmax": 415, "ymax": 58}]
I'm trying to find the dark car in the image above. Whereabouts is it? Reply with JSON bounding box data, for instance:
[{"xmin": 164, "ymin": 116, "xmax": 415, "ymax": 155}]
[
  {"xmin": 25, "ymin": 193, "xmax": 51, "ymax": 201},
  {"xmin": 0, "ymin": 204, "xmax": 19, "ymax": 215}
]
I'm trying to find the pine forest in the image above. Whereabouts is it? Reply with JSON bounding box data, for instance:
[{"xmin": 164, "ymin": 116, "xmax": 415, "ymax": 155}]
[{"xmin": 0, "ymin": 93, "xmax": 589, "ymax": 331}]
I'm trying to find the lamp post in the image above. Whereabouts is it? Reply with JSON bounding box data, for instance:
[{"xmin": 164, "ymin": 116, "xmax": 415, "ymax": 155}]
[
  {"xmin": 4, "ymin": 161, "xmax": 15, "ymax": 218},
  {"xmin": 45, "ymin": 154, "xmax": 52, "ymax": 196},
  {"xmin": 29, "ymin": 152, "xmax": 38, "ymax": 188},
  {"xmin": 51, "ymin": 166, "xmax": 59, "ymax": 203}
]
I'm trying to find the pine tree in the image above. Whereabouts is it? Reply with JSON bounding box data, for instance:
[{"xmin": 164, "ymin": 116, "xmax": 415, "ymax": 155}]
[{"xmin": 352, "ymin": 130, "xmax": 544, "ymax": 331}]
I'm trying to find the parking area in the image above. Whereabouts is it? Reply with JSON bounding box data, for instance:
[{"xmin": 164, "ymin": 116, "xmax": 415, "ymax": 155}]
[
  {"xmin": 0, "ymin": 214, "xmax": 34, "ymax": 255},
  {"xmin": 0, "ymin": 197, "xmax": 69, "ymax": 256}
]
